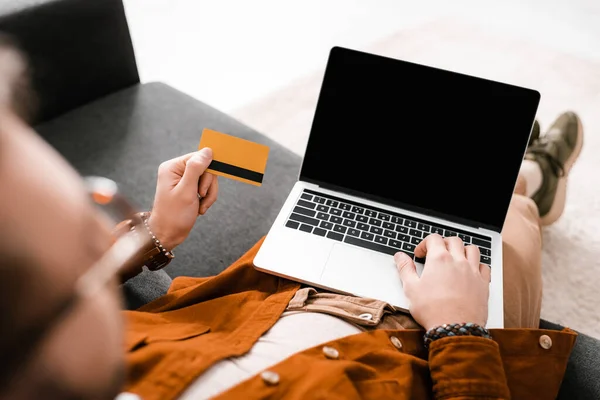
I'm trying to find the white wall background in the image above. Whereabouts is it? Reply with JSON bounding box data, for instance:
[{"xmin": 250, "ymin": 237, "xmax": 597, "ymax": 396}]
[{"xmin": 123, "ymin": 0, "xmax": 600, "ymax": 113}]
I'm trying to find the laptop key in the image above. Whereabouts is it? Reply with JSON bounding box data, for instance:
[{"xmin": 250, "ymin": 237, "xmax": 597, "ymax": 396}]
[
  {"xmin": 375, "ymin": 235, "xmax": 388, "ymax": 245},
  {"xmin": 364, "ymin": 210, "xmax": 377, "ymax": 217},
  {"xmin": 285, "ymin": 220, "xmax": 300, "ymax": 229},
  {"xmin": 319, "ymin": 221, "xmax": 334, "ymax": 230},
  {"xmin": 369, "ymin": 218, "xmax": 382, "ymax": 227},
  {"xmin": 314, "ymin": 197, "xmax": 326, "ymax": 204},
  {"xmin": 298, "ymin": 199, "xmax": 316, "ymax": 209},
  {"xmin": 316, "ymin": 205, "xmax": 329, "ymax": 213},
  {"xmin": 326, "ymin": 199, "xmax": 339, "ymax": 207},
  {"xmin": 342, "ymin": 211, "xmax": 355, "ymax": 219},
  {"xmin": 356, "ymin": 223, "xmax": 369, "ymax": 231},
  {"xmin": 330, "ymin": 216, "xmax": 343, "ymax": 224},
  {"xmin": 404, "ymin": 220, "xmax": 417, "ymax": 228},
  {"xmin": 316, "ymin": 212, "xmax": 329, "ymax": 220},
  {"xmin": 360, "ymin": 231, "xmax": 374, "ymax": 241},
  {"xmin": 370, "ymin": 226, "xmax": 383, "ymax": 235},
  {"xmin": 409, "ymin": 229, "xmax": 421, "ymax": 238},
  {"xmin": 395, "ymin": 225, "xmax": 408, "ymax": 234},
  {"xmin": 417, "ymin": 223, "xmax": 430, "ymax": 232},
  {"xmin": 382, "ymin": 222, "xmax": 394, "ymax": 230},
  {"xmin": 300, "ymin": 193, "xmax": 313, "ymax": 201},
  {"xmin": 430, "ymin": 227, "xmax": 444, "ymax": 235},
  {"xmin": 339, "ymin": 203, "xmax": 352, "ymax": 211},
  {"xmin": 289, "ymin": 213, "xmax": 319, "ymax": 226},
  {"xmin": 389, "ymin": 239, "xmax": 402, "ymax": 248},
  {"xmin": 313, "ymin": 228, "xmax": 327, "ymax": 236},
  {"xmin": 415, "ymin": 256, "xmax": 426, "ymax": 264},
  {"xmin": 342, "ymin": 219, "xmax": 356, "ymax": 228},
  {"xmin": 348, "ymin": 228, "xmax": 361, "ymax": 237},
  {"xmin": 344, "ymin": 236, "xmax": 398, "ymax": 256},
  {"xmin": 384, "ymin": 230, "xmax": 396, "ymax": 239},
  {"xmin": 294, "ymin": 206, "xmax": 316, "ymax": 217},
  {"xmin": 356, "ymin": 215, "xmax": 368, "ymax": 223},
  {"xmin": 458, "ymin": 234, "xmax": 471, "ymax": 243},
  {"xmin": 397, "ymin": 234, "xmax": 410, "ymax": 242},
  {"xmin": 410, "ymin": 237, "xmax": 422, "ymax": 245},
  {"xmin": 445, "ymin": 230, "xmax": 457, "ymax": 237},
  {"xmin": 391, "ymin": 216, "xmax": 403, "ymax": 224},
  {"xmin": 327, "ymin": 231, "xmax": 344, "ymax": 241},
  {"xmin": 472, "ymin": 238, "xmax": 492, "ymax": 249},
  {"xmin": 352, "ymin": 206, "xmax": 363, "ymax": 214},
  {"xmin": 480, "ymin": 255, "xmax": 491, "ymax": 265},
  {"xmin": 330, "ymin": 208, "xmax": 342, "ymax": 216},
  {"xmin": 402, "ymin": 242, "xmax": 416, "ymax": 252},
  {"xmin": 333, "ymin": 224, "xmax": 347, "ymax": 234},
  {"xmin": 421, "ymin": 231, "xmax": 430, "ymax": 239},
  {"xmin": 299, "ymin": 224, "xmax": 313, "ymax": 233},
  {"xmin": 378, "ymin": 213, "xmax": 391, "ymax": 221},
  {"xmin": 480, "ymin": 247, "xmax": 491, "ymax": 256}
]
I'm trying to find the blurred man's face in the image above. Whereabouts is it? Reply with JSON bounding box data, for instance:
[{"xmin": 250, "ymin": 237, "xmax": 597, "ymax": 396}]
[{"xmin": 0, "ymin": 108, "xmax": 125, "ymax": 399}]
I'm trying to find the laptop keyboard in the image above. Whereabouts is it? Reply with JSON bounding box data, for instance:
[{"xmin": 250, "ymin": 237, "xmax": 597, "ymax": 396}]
[{"xmin": 285, "ymin": 190, "xmax": 492, "ymax": 265}]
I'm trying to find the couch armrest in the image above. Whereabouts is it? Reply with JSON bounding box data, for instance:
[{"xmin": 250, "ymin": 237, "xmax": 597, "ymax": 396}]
[{"xmin": 0, "ymin": 0, "xmax": 139, "ymax": 124}]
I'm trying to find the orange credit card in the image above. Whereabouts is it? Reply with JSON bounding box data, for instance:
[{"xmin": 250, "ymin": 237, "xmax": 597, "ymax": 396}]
[{"xmin": 198, "ymin": 128, "xmax": 270, "ymax": 187}]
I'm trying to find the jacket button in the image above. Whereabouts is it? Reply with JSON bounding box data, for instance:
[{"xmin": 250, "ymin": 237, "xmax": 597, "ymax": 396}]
[
  {"xmin": 359, "ymin": 313, "xmax": 373, "ymax": 320},
  {"xmin": 261, "ymin": 370, "xmax": 280, "ymax": 385},
  {"xmin": 390, "ymin": 336, "xmax": 403, "ymax": 350},
  {"xmin": 322, "ymin": 346, "xmax": 340, "ymax": 359},
  {"xmin": 539, "ymin": 335, "xmax": 553, "ymax": 350}
]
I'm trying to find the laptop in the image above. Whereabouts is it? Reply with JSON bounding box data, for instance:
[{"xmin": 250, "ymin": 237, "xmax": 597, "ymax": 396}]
[{"xmin": 254, "ymin": 46, "xmax": 540, "ymax": 328}]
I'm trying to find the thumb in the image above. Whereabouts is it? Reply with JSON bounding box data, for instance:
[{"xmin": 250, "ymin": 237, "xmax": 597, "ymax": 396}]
[
  {"xmin": 180, "ymin": 148, "xmax": 213, "ymax": 190},
  {"xmin": 394, "ymin": 252, "xmax": 418, "ymax": 289}
]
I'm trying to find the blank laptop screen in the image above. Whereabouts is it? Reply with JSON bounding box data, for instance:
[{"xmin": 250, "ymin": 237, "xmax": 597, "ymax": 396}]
[{"xmin": 300, "ymin": 46, "xmax": 540, "ymax": 232}]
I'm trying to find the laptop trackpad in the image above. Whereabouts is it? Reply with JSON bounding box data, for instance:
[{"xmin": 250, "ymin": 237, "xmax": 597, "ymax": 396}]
[{"xmin": 320, "ymin": 244, "xmax": 409, "ymax": 309}]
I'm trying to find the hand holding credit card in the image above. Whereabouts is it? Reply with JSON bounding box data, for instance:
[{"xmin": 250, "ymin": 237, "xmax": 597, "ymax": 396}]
[{"xmin": 198, "ymin": 129, "xmax": 270, "ymax": 187}]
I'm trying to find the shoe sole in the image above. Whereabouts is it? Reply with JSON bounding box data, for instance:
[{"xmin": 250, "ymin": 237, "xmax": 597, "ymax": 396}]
[{"xmin": 540, "ymin": 115, "xmax": 584, "ymax": 226}]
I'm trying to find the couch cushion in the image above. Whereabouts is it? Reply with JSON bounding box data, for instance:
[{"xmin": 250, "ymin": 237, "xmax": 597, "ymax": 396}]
[{"xmin": 35, "ymin": 82, "xmax": 301, "ymax": 278}]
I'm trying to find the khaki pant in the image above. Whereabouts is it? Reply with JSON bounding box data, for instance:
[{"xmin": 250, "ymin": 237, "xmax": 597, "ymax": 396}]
[{"xmin": 287, "ymin": 192, "xmax": 543, "ymax": 330}]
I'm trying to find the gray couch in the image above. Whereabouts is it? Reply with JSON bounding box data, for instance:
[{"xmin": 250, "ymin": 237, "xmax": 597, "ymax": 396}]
[{"xmin": 1, "ymin": 0, "xmax": 597, "ymax": 398}]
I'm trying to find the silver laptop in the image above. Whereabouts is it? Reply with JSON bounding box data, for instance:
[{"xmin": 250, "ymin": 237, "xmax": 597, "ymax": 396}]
[{"xmin": 254, "ymin": 46, "xmax": 540, "ymax": 328}]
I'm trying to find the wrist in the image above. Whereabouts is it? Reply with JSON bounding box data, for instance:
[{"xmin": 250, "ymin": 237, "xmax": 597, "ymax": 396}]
[
  {"xmin": 147, "ymin": 213, "xmax": 179, "ymax": 251},
  {"xmin": 424, "ymin": 322, "xmax": 492, "ymax": 348}
]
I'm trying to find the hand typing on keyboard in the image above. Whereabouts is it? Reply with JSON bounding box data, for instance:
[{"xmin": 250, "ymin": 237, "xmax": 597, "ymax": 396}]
[{"xmin": 394, "ymin": 234, "xmax": 491, "ymax": 330}]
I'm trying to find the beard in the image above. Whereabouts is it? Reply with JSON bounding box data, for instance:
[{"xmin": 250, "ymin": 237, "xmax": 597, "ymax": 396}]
[{"xmin": 30, "ymin": 357, "xmax": 126, "ymax": 400}]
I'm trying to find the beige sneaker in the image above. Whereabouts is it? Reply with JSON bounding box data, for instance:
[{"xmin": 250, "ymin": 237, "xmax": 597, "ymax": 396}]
[{"xmin": 525, "ymin": 112, "xmax": 584, "ymax": 225}]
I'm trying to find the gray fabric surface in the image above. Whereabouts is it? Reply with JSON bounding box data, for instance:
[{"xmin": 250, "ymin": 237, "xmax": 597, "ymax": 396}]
[
  {"xmin": 0, "ymin": 0, "xmax": 140, "ymax": 123},
  {"xmin": 35, "ymin": 82, "xmax": 302, "ymax": 278},
  {"xmin": 539, "ymin": 319, "xmax": 600, "ymax": 400},
  {"xmin": 122, "ymin": 269, "xmax": 172, "ymax": 310}
]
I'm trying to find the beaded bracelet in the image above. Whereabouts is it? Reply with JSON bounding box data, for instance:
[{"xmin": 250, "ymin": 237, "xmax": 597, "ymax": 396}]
[{"xmin": 423, "ymin": 323, "xmax": 492, "ymax": 348}]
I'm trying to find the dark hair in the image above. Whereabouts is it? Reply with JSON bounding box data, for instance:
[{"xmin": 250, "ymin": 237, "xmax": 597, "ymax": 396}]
[{"xmin": 0, "ymin": 33, "xmax": 37, "ymax": 122}]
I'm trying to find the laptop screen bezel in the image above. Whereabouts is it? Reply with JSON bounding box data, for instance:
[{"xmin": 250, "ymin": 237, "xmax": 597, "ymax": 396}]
[{"xmin": 299, "ymin": 46, "xmax": 540, "ymax": 233}]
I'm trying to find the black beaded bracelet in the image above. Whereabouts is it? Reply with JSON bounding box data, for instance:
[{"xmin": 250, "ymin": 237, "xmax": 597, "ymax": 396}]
[{"xmin": 423, "ymin": 323, "xmax": 492, "ymax": 348}]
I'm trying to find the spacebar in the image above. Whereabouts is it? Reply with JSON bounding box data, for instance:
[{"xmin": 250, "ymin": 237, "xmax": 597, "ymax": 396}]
[{"xmin": 344, "ymin": 236, "xmax": 399, "ymax": 256}]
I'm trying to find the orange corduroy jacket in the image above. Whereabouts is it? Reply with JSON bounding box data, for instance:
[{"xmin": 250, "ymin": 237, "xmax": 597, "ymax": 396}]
[{"xmin": 123, "ymin": 239, "xmax": 576, "ymax": 399}]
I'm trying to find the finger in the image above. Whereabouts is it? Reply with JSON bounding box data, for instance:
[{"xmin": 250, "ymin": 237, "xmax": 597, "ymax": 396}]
[
  {"xmin": 444, "ymin": 236, "xmax": 465, "ymax": 259},
  {"xmin": 179, "ymin": 148, "xmax": 213, "ymax": 191},
  {"xmin": 199, "ymin": 176, "xmax": 219, "ymax": 215},
  {"xmin": 198, "ymin": 172, "xmax": 214, "ymax": 198},
  {"xmin": 157, "ymin": 151, "xmax": 197, "ymax": 187},
  {"xmin": 414, "ymin": 233, "xmax": 446, "ymax": 258},
  {"xmin": 465, "ymin": 245, "xmax": 481, "ymax": 271},
  {"xmin": 394, "ymin": 252, "xmax": 419, "ymax": 291},
  {"xmin": 479, "ymin": 263, "xmax": 491, "ymax": 283}
]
